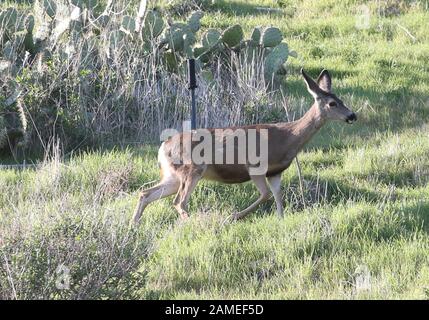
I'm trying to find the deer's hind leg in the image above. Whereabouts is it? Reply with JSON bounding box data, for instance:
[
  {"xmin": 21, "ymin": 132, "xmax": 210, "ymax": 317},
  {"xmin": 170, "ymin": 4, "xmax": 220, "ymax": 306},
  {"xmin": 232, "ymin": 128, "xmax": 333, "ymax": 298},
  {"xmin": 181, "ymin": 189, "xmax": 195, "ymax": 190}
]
[
  {"xmin": 173, "ymin": 172, "xmax": 203, "ymax": 220},
  {"xmin": 230, "ymin": 175, "xmax": 271, "ymax": 220},
  {"xmin": 133, "ymin": 177, "xmax": 179, "ymax": 225}
]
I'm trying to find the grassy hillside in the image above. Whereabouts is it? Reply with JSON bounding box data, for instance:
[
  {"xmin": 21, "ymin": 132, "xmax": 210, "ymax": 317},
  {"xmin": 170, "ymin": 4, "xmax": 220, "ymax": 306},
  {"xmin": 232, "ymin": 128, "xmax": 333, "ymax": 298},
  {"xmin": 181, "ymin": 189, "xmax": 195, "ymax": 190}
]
[{"xmin": 1, "ymin": 0, "xmax": 429, "ymax": 299}]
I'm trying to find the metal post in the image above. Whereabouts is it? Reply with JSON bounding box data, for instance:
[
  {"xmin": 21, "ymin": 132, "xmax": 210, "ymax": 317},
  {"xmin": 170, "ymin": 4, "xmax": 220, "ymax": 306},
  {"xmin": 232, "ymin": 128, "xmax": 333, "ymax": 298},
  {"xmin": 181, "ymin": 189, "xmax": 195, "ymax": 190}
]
[{"xmin": 188, "ymin": 59, "xmax": 197, "ymax": 130}]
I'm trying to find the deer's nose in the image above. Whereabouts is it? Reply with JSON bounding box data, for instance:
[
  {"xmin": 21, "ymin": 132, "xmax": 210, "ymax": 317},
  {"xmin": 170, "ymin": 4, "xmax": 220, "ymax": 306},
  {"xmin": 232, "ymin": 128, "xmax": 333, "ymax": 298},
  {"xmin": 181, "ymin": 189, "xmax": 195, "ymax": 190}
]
[{"xmin": 346, "ymin": 113, "xmax": 357, "ymax": 123}]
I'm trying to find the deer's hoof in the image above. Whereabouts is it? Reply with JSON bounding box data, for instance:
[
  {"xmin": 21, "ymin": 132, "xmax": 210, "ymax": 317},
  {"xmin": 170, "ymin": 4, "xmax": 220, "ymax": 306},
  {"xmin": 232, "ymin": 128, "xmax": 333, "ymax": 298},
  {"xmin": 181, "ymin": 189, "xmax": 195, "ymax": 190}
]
[
  {"xmin": 129, "ymin": 219, "xmax": 140, "ymax": 230},
  {"xmin": 180, "ymin": 213, "xmax": 190, "ymax": 220},
  {"xmin": 222, "ymin": 213, "xmax": 239, "ymax": 225}
]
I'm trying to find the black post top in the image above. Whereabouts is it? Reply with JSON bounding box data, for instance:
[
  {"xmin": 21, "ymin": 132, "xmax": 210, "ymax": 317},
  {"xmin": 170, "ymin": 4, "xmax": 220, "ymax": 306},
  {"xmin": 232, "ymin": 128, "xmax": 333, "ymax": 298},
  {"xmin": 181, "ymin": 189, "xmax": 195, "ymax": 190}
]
[{"xmin": 188, "ymin": 59, "xmax": 197, "ymax": 90}]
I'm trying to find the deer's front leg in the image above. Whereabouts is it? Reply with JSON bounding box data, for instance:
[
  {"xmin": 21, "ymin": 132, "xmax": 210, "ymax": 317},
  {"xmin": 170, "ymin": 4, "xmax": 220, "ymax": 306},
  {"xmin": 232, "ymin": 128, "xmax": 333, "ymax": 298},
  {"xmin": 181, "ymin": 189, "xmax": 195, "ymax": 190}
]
[
  {"xmin": 231, "ymin": 175, "xmax": 270, "ymax": 220},
  {"xmin": 267, "ymin": 174, "xmax": 284, "ymax": 217}
]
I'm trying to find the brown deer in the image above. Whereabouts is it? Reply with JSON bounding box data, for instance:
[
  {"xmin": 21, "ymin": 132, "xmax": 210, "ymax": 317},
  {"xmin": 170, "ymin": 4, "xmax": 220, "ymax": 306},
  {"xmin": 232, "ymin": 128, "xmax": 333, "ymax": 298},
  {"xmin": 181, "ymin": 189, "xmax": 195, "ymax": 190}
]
[{"xmin": 132, "ymin": 69, "xmax": 357, "ymax": 224}]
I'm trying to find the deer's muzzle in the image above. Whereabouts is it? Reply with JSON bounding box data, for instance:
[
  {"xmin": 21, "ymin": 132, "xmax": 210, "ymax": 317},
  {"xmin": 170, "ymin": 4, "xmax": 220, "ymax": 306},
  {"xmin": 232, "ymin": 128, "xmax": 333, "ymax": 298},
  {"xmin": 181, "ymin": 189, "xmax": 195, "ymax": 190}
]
[{"xmin": 346, "ymin": 113, "xmax": 357, "ymax": 124}]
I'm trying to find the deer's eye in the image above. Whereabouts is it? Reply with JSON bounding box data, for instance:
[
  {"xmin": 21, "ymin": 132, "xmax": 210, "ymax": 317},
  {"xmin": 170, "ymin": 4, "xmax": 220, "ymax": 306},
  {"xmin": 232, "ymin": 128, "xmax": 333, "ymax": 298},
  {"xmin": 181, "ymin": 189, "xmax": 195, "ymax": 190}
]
[{"xmin": 329, "ymin": 101, "xmax": 337, "ymax": 107}]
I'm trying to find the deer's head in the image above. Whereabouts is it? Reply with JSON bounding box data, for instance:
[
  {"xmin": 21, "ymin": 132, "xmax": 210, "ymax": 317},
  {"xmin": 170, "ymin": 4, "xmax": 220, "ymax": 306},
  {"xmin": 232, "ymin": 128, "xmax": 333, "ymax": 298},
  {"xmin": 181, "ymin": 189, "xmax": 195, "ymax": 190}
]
[{"xmin": 301, "ymin": 68, "xmax": 357, "ymax": 124}]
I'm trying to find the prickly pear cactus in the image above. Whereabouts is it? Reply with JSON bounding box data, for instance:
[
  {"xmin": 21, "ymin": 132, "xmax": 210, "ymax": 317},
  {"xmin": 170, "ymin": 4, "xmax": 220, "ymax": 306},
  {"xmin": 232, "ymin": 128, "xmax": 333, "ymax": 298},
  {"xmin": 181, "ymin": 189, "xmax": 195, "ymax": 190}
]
[
  {"xmin": 187, "ymin": 11, "xmax": 204, "ymax": 33},
  {"xmin": 1, "ymin": 0, "xmax": 295, "ymax": 98},
  {"xmin": 250, "ymin": 26, "xmax": 262, "ymax": 44},
  {"xmin": 142, "ymin": 10, "xmax": 164, "ymax": 40},
  {"xmin": 71, "ymin": 0, "xmax": 105, "ymax": 18},
  {"xmin": 201, "ymin": 69, "xmax": 215, "ymax": 85},
  {"xmin": 162, "ymin": 23, "xmax": 188, "ymax": 51},
  {"xmin": 183, "ymin": 32, "xmax": 196, "ymax": 58},
  {"xmin": 121, "ymin": 16, "xmax": 136, "ymax": 34},
  {"xmin": 25, "ymin": 15, "xmax": 35, "ymax": 34},
  {"xmin": 202, "ymin": 29, "xmax": 221, "ymax": 49},
  {"xmin": 221, "ymin": 24, "xmax": 244, "ymax": 48},
  {"xmin": 108, "ymin": 30, "xmax": 125, "ymax": 49},
  {"xmin": 0, "ymin": 8, "xmax": 18, "ymax": 33},
  {"xmin": 264, "ymin": 42, "xmax": 289, "ymax": 80},
  {"xmin": 0, "ymin": 116, "xmax": 8, "ymax": 149},
  {"xmin": 42, "ymin": 0, "xmax": 57, "ymax": 19},
  {"xmin": 2, "ymin": 41, "xmax": 15, "ymax": 60},
  {"xmin": 163, "ymin": 51, "xmax": 179, "ymax": 72},
  {"xmin": 199, "ymin": 51, "xmax": 211, "ymax": 64},
  {"xmin": 260, "ymin": 27, "xmax": 283, "ymax": 48}
]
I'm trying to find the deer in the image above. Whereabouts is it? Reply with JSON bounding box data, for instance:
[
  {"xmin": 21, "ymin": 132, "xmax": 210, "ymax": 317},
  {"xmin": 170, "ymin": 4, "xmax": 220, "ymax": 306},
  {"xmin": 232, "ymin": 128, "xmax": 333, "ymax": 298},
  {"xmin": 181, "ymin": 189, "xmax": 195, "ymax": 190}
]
[{"xmin": 132, "ymin": 69, "xmax": 357, "ymax": 225}]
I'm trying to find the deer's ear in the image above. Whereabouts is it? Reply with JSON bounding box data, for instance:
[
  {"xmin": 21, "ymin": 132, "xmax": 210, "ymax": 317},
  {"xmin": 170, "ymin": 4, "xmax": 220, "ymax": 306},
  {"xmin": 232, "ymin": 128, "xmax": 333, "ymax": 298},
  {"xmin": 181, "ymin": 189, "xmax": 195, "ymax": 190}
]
[
  {"xmin": 317, "ymin": 69, "xmax": 332, "ymax": 92},
  {"xmin": 301, "ymin": 68, "xmax": 321, "ymax": 99}
]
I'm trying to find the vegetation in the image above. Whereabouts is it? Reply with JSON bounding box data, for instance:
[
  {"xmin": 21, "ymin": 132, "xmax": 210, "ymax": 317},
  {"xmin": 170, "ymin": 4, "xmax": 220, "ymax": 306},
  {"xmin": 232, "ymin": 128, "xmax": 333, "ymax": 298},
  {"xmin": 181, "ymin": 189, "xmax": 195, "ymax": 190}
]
[
  {"xmin": 0, "ymin": 0, "xmax": 293, "ymax": 156},
  {"xmin": 1, "ymin": 0, "xmax": 429, "ymax": 299}
]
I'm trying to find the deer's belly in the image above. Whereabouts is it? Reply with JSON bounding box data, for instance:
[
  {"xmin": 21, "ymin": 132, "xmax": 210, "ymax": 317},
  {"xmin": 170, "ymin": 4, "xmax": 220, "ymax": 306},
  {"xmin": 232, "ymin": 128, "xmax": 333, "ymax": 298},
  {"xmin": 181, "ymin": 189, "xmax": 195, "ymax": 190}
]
[
  {"xmin": 202, "ymin": 161, "xmax": 293, "ymax": 183},
  {"xmin": 203, "ymin": 164, "xmax": 251, "ymax": 184},
  {"xmin": 266, "ymin": 161, "xmax": 293, "ymax": 177}
]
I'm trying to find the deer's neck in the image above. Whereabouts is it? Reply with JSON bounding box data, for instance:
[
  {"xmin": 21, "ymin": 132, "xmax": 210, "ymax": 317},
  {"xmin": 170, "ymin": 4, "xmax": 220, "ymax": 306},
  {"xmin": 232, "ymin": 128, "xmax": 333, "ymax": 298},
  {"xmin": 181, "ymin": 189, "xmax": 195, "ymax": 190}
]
[{"xmin": 288, "ymin": 104, "xmax": 326, "ymax": 152}]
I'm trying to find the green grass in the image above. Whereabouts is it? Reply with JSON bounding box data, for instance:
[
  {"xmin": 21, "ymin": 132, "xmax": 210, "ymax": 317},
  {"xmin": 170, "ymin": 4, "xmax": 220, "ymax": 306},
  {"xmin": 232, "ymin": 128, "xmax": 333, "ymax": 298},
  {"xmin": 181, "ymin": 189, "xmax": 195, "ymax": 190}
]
[{"xmin": 1, "ymin": 0, "xmax": 429, "ymax": 299}]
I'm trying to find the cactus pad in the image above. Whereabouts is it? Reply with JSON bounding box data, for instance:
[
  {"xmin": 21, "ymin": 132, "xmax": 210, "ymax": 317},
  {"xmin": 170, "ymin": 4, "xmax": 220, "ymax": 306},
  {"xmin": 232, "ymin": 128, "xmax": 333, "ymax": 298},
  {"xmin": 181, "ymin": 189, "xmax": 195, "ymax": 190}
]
[
  {"xmin": 187, "ymin": 11, "xmax": 204, "ymax": 33},
  {"xmin": 202, "ymin": 29, "xmax": 221, "ymax": 49},
  {"xmin": 260, "ymin": 27, "xmax": 283, "ymax": 48},
  {"xmin": 0, "ymin": 8, "xmax": 18, "ymax": 31},
  {"xmin": 251, "ymin": 27, "xmax": 262, "ymax": 44},
  {"xmin": 264, "ymin": 42, "xmax": 289, "ymax": 80},
  {"xmin": 142, "ymin": 10, "xmax": 164, "ymax": 40},
  {"xmin": 221, "ymin": 24, "xmax": 243, "ymax": 48},
  {"xmin": 193, "ymin": 46, "xmax": 206, "ymax": 58},
  {"xmin": 121, "ymin": 16, "xmax": 136, "ymax": 34}
]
